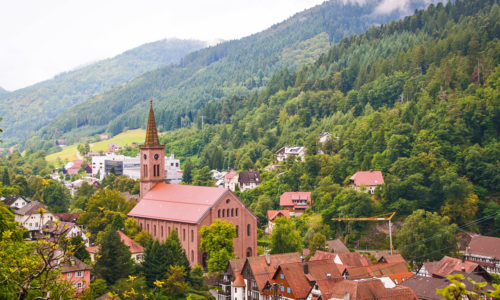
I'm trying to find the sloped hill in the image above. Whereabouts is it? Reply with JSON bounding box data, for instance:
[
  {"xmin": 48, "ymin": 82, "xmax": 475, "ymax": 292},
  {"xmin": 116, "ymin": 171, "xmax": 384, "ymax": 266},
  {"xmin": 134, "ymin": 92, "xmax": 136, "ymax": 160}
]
[
  {"xmin": 0, "ymin": 38, "xmax": 206, "ymax": 144},
  {"xmin": 36, "ymin": 0, "xmax": 438, "ymax": 147}
]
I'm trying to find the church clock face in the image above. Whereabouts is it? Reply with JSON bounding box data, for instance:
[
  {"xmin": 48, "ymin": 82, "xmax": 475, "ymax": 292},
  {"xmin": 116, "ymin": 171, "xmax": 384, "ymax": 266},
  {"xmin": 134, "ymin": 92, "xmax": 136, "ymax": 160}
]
[{"xmin": 154, "ymin": 154, "xmax": 159, "ymax": 160}]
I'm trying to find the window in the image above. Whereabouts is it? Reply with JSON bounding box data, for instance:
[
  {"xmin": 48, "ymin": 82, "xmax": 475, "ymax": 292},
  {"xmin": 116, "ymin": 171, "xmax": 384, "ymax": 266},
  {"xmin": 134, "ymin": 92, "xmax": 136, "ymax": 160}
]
[
  {"xmin": 183, "ymin": 229, "xmax": 186, "ymax": 241},
  {"xmin": 222, "ymin": 210, "xmax": 225, "ymax": 217},
  {"xmin": 191, "ymin": 230, "xmax": 194, "ymax": 242},
  {"xmin": 67, "ymin": 273, "xmax": 72, "ymax": 278},
  {"xmin": 76, "ymin": 271, "xmax": 83, "ymax": 277},
  {"xmin": 247, "ymin": 224, "xmax": 250, "ymax": 236},
  {"xmin": 161, "ymin": 226, "xmax": 164, "ymax": 238},
  {"xmin": 236, "ymin": 225, "xmax": 238, "ymax": 238},
  {"xmin": 191, "ymin": 250, "xmax": 194, "ymax": 262},
  {"xmin": 280, "ymin": 274, "xmax": 284, "ymax": 279},
  {"xmin": 235, "ymin": 208, "xmax": 238, "ymax": 216},
  {"xmin": 287, "ymin": 287, "xmax": 291, "ymax": 294},
  {"xmin": 226, "ymin": 208, "xmax": 230, "ymax": 217},
  {"xmin": 281, "ymin": 286, "xmax": 284, "ymax": 292},
  {"xmin": 154, "ymin": 225, "xmax": 156, "ymax": 236},
  {"xmin": 147, "ymin": 224, "xmax": 149, "ymax": 231},
  {"xmin": 218, "ymin": 209, "xmax": 220, "ymax": 218},
  {"xmin": 231, "ymin": 208, "xmax": 234, "ymax": 217},
  {"xmin": 168, "ymin": 227, "xmax": 171, "ymax": 235},
  {"xmin": 76, "ymin": 282, "xmax": 83, "ymax": 289}
]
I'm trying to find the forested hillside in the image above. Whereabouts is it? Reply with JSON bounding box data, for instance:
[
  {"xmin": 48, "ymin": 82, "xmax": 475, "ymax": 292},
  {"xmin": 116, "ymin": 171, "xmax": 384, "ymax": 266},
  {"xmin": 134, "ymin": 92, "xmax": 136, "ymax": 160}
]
[
  {"xmin": 0, "ymin": 38, "xmax": 206, "ymax": 144},
  {"xmin": 34, "ymin": 0, "xmax": 438, "ymax": 150},
  {"xmin": 159, "ymin": 0, "xmax": 500, "ymax": 241}
]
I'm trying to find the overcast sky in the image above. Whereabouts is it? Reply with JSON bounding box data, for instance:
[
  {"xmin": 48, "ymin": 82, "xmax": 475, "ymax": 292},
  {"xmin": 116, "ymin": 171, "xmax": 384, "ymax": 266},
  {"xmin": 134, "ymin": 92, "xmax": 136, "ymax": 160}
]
[{"xmin": 0, "ymin": 0, "xmax": 327, "ymax": 91}]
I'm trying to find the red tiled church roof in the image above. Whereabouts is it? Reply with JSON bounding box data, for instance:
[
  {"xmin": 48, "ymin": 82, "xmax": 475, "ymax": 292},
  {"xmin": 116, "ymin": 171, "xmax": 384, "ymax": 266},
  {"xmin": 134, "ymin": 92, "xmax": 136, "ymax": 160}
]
[
  {"xmin": 128, "ymin": 183, "xmax": 229, "ymax": 224},
  {"xmin": 349, "ymin": 171, "xmax": 384, "ymax": 186}
]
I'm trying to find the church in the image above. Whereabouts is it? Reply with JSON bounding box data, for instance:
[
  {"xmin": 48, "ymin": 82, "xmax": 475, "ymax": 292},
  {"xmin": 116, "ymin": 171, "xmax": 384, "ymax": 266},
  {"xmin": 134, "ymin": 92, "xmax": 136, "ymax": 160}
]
[{"xmin": 128, "ymin": 101, "xmax": 257, "ymax": 267}]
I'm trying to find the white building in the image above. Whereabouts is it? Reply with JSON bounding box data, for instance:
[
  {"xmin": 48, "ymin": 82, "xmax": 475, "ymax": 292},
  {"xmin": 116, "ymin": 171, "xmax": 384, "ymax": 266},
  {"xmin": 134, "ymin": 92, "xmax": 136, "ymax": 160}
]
[
  {"xmin": 0, "ymin": 195, "xmax": 29, "ymax": 210},
  {"xmin": 14, "ymin": 201, "xmax": 56, "ymax": 239},
  {"xmin": 275, "ymin": 146, "xmax": 306, "ymax": 162}
]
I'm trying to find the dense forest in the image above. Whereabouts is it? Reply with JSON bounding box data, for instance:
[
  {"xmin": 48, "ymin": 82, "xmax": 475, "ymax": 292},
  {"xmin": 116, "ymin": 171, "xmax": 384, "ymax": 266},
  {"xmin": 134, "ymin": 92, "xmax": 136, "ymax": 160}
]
[
  {"xmin": 156, "ymin": 0, "xmax": 500, "ymax": 245},
  {"xmin": 30, "ymin": 0, "xmax": 439, "ymax": 152},
  {"xmin": 0, "ymin": 38, "xmax": 206, "ymax": 144}
]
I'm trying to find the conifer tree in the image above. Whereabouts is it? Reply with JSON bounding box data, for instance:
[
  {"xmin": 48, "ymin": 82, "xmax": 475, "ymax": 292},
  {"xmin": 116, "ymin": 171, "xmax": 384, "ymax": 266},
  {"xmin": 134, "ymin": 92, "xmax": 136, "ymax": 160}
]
[
  {"xmin": 2, "ymin": 169, "xmax": 10, "ymax": 186},
  {"xmin": 94, "ymin": 230, "xmax": 132, "ymax": 285}
]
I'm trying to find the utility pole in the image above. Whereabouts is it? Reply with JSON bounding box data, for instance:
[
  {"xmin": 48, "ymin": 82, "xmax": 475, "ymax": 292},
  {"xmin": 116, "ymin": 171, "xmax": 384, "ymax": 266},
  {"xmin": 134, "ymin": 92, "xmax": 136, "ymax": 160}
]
[{"xmin": 332, "ymin": 212, "xmax": 396, "ymax": 254}]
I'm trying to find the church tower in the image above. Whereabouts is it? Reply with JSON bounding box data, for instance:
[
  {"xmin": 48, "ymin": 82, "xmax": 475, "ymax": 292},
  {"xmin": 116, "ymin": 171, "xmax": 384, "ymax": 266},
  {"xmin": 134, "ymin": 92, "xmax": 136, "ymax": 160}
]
[{"xmin": 140, "ymin": 100, "xmax": 165, "ymax": 199}]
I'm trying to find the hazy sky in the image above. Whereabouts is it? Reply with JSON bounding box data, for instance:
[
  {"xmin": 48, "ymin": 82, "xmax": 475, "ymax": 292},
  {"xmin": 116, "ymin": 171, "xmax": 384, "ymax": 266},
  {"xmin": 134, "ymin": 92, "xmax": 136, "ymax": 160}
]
[{"xmin": 0, "ymin": 0, "xmax": 326, "ymax": 91}]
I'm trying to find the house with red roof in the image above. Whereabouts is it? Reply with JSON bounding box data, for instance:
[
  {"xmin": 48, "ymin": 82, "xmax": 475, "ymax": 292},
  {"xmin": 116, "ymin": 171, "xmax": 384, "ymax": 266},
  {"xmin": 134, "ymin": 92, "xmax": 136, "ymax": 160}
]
[
  {"xmin": 417, "ymin": 256, "xmax": 489, "ymax": 279},
  {"xmin": 86, "ymin": 230, "xmax": 144, "ymax": 263},
  {"xmin": 224, "ymin": 171, "xmax": 239, "ymax": 191},
  {"xmin": 266, "ymin": 209, "xmax": 290, "ymax": 234},
  {"xmin": 128, "ymin": 101, "xmax": 257, "ymax": 267},
  {"xmin": 464, "ymin": 235, "xmax": 500, "ymax": 274},
  {"xmin": 349, "ymin": 170, "xmax": 385, "ymax": 194},
  {"xmin": 280, "ymin": 192, "xmax": 312, "ymax": 216},
  {"xmin": 60, "ymin": 256, "xmax": 92, "ymax": 296}
]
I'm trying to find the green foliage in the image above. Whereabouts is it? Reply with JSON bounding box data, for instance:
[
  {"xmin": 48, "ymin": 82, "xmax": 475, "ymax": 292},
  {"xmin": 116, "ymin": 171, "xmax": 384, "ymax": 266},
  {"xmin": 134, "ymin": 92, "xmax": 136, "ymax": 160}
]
[
  {"xmin": 436, "ymin": 274, "xmax": 500, "ymax": 299},
  {"xmin": 182, "ymin": 158, "xmax": 194, "ymax": 184},
  {"xmin": 70, "ymin": 235, "xmax": 90, "ymax": 262},
  {"xmin": 42, "ymin": 180, "xmax": 71, "ymax": 213},
  {"xmin": 200, "ymin": 219, "xmax": 236, "ymax": 273},
  {"xmin": 95, "ymin": 230, "xmax": 133, "ymax": 285},
  {"xmin": 396, "ymin": 209, "xmax": 458, "ymax": 265},
  {"xmin": 162, "ymin": 265, "xmax": 189, "ymax": 298},
  {"xmin": 192, "ymin": 166, "xmax": 215, "ymax": 187},
  {"xmin": 270, "ymin": 217, "xmax": 302, "ymax": 254},
  {"xmin": 307, "ymin": 232, "xmax": 327, "ymax": 259}
]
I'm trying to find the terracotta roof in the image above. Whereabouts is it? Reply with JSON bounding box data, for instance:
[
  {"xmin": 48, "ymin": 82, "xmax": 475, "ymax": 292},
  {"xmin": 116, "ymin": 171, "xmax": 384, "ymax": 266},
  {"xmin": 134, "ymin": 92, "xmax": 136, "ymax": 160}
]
[
  {"xmin": 279, "ymin": 192, "xmax": 311, "ymax": 208},
  {"xmin": 423, "ymin": 256, "xmax": 478, "ymax": 278},
  {"xmin": 14, "ymin": 201, "xmax": 47, "ymax": 216},
  {"xmin": 144, "ymin": 99, "xmax": 160, "ymax": 146},
  {"xmin": 310, "ymin": 251, "xmax": 371, "ymax": 268},
  {"xmin": 344, "ymin": 262, "xmax": 413, "ymax": 282},
  {"xmin": 349, "ymin": 171, "xmax": 385, "ymax": 186},
  {"xmin": 117, "ymin": 230, "xmax": 144, "ymax": 253},
  {"xmin": 227, "ymin": 258, "xmax": 245, "ymax": 276},
  {"xmin": 326, "ymin": 239, "xmax": 350, "ymax": 253},
  {"xmin": 267, "ymin": 210, "xmax": 290, "ymax": 221},
  {"xmin": 128, "ymin": 183, "xmax": 230, "ymax": 224},
  {"xmin": 225, "ymin": 171, "xmax": 237, "ymax": 180},
  {"xmin": 86, "ymin": 231, "xmax": 143, "ymax": 254},
  {"xmin": 60, "ymin": 256, "xmax": 92, "ymax": 273},
  {"xmin": 467, "ymin": 235, "xmax": 500, "ymax": 258},
  {"xmin": 243, "ymin": 252, "xmax": 302, "ymax": 292},
  {"xmin": 54, "ymin": 213, "xmax": 80, "ymax": 222},
  {"xmin": 273, "ymin": 260, "xmax": 342, "ymax": 299},
  {"xmin": 233, "ymin": 274, "xmax": 245, "ymax": 287},
  {"xmin": 238, "ymin": 171, "xmax": 260, "ymax": 184},
  {"xmin": 326, "ymin": 279, "xmax": 418, "ymax": 300},
  {"xmin": 378, "ymin": 254, "xmax": 406, "ymax": 264}
]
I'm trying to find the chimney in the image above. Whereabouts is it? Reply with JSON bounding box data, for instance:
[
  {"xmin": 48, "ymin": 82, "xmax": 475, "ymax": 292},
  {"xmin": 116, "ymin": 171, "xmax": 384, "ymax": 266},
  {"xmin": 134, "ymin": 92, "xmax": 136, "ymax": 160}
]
[
  {"xmin": 265, "ymin": 250, "xmax": 271, "ymax": 266},
  {"xmin": 304, "ymin": 263, "xmax": 309, "ymax": 274}
]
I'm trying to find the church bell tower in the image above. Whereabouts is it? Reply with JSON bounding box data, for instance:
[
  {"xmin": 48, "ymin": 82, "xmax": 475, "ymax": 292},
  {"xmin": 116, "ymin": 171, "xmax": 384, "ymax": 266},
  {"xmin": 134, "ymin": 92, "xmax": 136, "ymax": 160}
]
[{"xmin": 140, "ymin": 100, "xmax": 165, "ymax": 199}]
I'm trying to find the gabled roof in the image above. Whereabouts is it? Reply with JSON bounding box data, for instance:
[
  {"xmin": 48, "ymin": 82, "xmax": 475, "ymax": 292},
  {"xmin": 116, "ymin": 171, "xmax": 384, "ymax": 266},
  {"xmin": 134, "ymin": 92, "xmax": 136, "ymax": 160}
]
[
  {"xmin": 117, "ymin": 230, "xmax": 144, "ymax": 254},
  {"xmin": 280, "ymin": 192, "xmax": 311, "ymax": 207},
  {"xmin": 1, "ymin": 195, "xmax": 26, "ymax": 206},
  {"xmin": 224, "ymin": 171, "xmax": 238, "ymax": 180},
  {"xmin": 53, "ymin": 213, "xmax": 80, "ymax": 223},
  {"xmin": 324, "ymin": 278, "xmax": 417, "ymax": 300},
  {"xmin": 238, "ymin": 171, "xmax": 260, "ymax": 184},
  {"xmin": 233, "ymin": 274, "xmax": 246, "ymax": 287},
  {"xmin": 423, "ymin": 256, "xmax": 478, "ymax": 278},
  {"xmin": 242, "ymin": 252, "xmax": 302, "ymax": 292},
  {"xmin": 343, "ymin": 262, "xmax": 413, "ymax": 282},
  {"xmin": 326, "ymin": 239, "xmax": 349, "ymax": 253},
  {"xmin": 310, "ymin": 251, "xmax": 371, "ymax": 269},
  {"xmin": 267, "ymin": 210, "xmax": 290, "ymax": 221},
  {"xmin": 378, "ymin": 254, "xmax": 406, "ymax": 264},
  {"xmin": 349, "ymin": 171, "xmax": 384, "ymax": 186},
  {"xmin": 467, "ymin": 235, "xmax": 500, "ymax": 259},
  {"xmin": 273, "ymin": 259, "xmax": 342, "ymax": 299},
  {"xmin": 14, "ymin": 201, "xmax": 48, "ymax": 216},
  {"xmin": 60, "ymin": 256, "xmax": 92, "ymax": 273},
  {"xmin": 128, "ymin": 183, "xmax": 230, "ymax": 224}
]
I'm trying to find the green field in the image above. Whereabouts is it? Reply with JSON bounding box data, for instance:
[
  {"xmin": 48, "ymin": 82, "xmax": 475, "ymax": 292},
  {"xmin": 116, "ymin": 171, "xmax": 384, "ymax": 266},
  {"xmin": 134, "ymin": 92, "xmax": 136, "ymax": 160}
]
[{"xmin": 46, "ymin": 129, "xmax": 146, "ymax": 166}]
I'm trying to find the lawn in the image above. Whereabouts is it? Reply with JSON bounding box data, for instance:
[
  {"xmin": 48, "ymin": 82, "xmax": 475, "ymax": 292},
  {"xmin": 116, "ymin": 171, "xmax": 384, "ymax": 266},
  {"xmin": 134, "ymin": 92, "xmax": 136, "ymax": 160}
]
[{"xmin": 46, "ymin": 129, "xmax": 146, "ymax": 166}]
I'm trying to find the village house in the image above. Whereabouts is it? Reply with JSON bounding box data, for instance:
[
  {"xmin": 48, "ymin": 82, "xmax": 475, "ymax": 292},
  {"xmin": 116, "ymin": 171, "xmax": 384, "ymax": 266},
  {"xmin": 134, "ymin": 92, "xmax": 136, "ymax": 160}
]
[
  {"xmin": 464, "ymin": 235, "xmax": 500, "ymax": 274},
  {"xmin": 65, "ymin": 160, "xmax": 83, "ymax": 176},
  {"xmin": 60, "ymin": 256, "xmax": 92, "ymax": 296},
  {"xmin": 53, "ymin": 213, "xmax": 80, "ymax": 223},
  {"xmin": 275, "ymin": 146, "xmax": 306, "ymax": 162},
  {"xmin": 341, "ymin": 262, "xmax": 414, "ymax": 285},
  {"xmin": 317, "ymin": 132, "xmax": 331, "ymax": 155},
  {"xmin": 224, "ymin": 171, "xmax": 239, "ymax": 191},
  {"xmin": 349, "ymin": 170, "xmax": 385, "ymax": 194},
  {"xmin": 45, "ymin": 221, "xmax": 90, "ymax": 247},
  {"xmin": 266, "ymin": 210, "xmax": 290, "ymax": 234},
  {"xmin": 13, "ymin": 201, "xmax": 56, "ymax": 239},
  {"xmin": 417, "ymin": 256, "xmax": 489, "ymax": 279},
  {"xmin": 238, "ymin": 171, "xmax": 261, "ymax": 191},
  {"xmin": 128, "ymin": 101, "xmax": 257, "ymax": 267},
  {"xmin": 280, "ymin": 192, "xmax": 312, "ymax": 216},
  {"xmin": 86, "ymin": 230, "xmax": 144, "ymax": 263},
  {"xmin": 0, "ymin": 195, "xmax": 29, "ymax": 210}
]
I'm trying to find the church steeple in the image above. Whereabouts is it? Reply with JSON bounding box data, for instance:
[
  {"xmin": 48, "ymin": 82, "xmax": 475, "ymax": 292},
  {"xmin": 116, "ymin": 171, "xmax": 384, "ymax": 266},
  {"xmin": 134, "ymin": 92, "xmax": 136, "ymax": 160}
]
[
  {"xmin": 145, "ymin": 99, "xmax": 160, "ymax": 146},
  {"xmin": 140, "ymin": 99, "xmax": 165, "ymax": 200}
]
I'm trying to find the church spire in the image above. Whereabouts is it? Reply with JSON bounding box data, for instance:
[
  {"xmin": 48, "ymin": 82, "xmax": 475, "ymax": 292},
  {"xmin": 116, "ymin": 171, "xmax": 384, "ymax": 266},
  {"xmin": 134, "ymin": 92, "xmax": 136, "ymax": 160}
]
[{"xmin": 144, "ymin": 99, "xmax": 160, "ymax": 146}]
